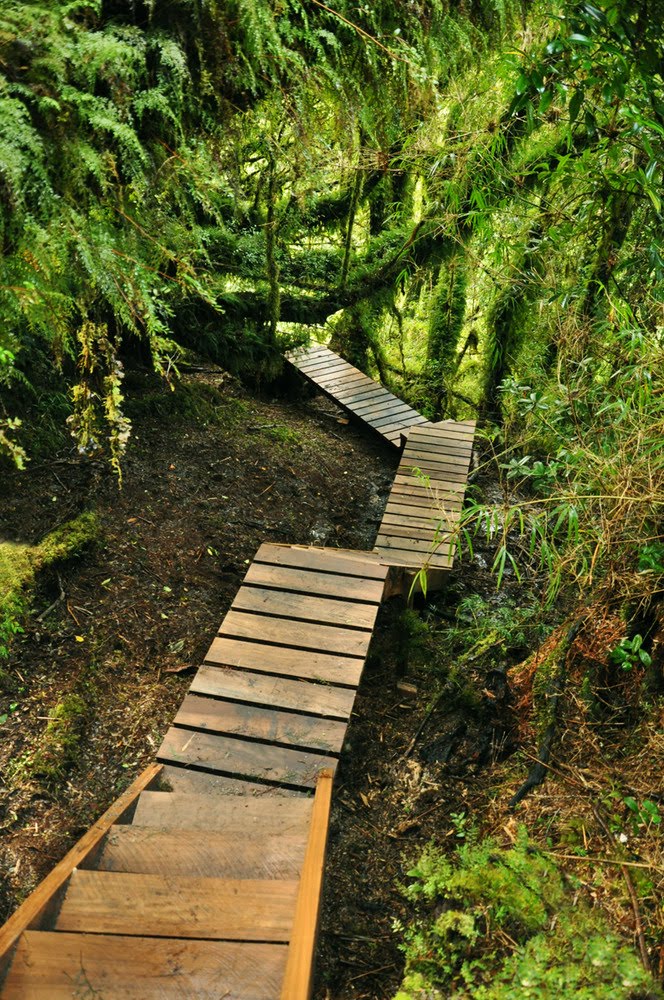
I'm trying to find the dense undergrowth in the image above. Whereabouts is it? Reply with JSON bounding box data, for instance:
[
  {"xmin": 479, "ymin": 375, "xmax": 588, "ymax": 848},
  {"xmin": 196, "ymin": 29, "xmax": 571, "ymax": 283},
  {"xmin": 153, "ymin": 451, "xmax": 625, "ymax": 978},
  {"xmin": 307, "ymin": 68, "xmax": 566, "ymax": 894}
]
[{"xmin": 1, "ymin": 0, "xmax": 663, "ymax": 994}]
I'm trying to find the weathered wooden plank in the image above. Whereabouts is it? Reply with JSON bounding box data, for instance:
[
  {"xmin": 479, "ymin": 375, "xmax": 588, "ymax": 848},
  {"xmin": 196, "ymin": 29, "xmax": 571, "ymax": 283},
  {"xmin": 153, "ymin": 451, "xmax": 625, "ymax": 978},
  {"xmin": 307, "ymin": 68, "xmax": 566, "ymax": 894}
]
[
  {"xmin": 393, "ymin": 472, "xmax": 464, "ymax": 491},
  {"xmin": 402, "ymin": 448, "xmax": 472, "ymax": 470},
  {"xmin": 158, "ymin": 764, "xmax": 308, "ymax": 797},
  {"xmin": 375, "ymin": 534, "xmax": 453, "ymax": 557},
  {"xmin": 205, "ymin": 636, "xmax": 364, "ymax": 687},
  {"xmin": 370, "ymin": 413, "xmax": 428, "ymax": 434},
  {"xmin": 232, "ymin": 586, "xmax": 376, "ymax": 629},
  {"xmin": 352, "ymin": 398, "xmax": 415, "ymax": 419},
  {"xmin": 190, "ymin": 664, "xmax": 356, "ymax": 719},
  {"xmin": 387, "ymin": 483, "xmax": 464, "ymax": 505},
  {"xmin": 93, "ymin": 825, "xmax": 308, "ymax": 880},
  {"xmin": 158, "ymin": 727, "xmax": 337, "ymax": 788},
  {"xmin": 55, "ymin": 870, "xmax": 299, "ymax": 941},
  {"xmin": 219, "ymin": 611, "xmax": 371, "ymax": 658},
  {"xmin": 281, "ymin": 771, "xmax": 334, "ymax": 1000},
  {"xmin": 333, "ymin": 384, "xmax": 394, "ymax": 406},
  {"xmin": 374, "ymin": 522, "xmax": 451, "ymax": 542},
  {"xmin": 3, "ymin": 933, "xmax": 288, "ymax": 1000},
  {"xmin": 132, "ymin": 791, "xmax": 313, "ymax": 833},
  {"xmin": 298, "ymin": 357, "xmax": 349, "ymax": 375},
  {"xmin": 173, "ymin": 695, "xmax": 347, "ymax": 754},
  {"xmin": 244, "ymin": 561, "xmax": 384, "ymax": 603},
  {"xmin": 253, "ymin": 543, "xmax": 388, "ymax": 581}
]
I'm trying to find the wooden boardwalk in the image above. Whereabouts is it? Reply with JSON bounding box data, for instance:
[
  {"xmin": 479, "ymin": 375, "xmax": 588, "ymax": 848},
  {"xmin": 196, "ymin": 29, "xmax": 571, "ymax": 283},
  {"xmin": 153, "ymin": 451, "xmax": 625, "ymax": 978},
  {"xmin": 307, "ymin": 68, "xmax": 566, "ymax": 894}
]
[
  {"xmin": 0, "ymin": 357, "xmax": 477, "ymax": 998},
  {"xmin": 287, "ymin": 343, "xmax": 429, "ymax": 447},
  {"xmin": 374, "ymin": 420, "xmax": 476, "ymax": 580}
]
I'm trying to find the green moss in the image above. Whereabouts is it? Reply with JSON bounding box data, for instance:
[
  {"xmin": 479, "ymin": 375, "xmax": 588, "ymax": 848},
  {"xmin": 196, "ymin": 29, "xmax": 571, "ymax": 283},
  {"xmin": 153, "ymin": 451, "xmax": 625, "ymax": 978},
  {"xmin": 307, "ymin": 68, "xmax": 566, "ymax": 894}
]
[
  {"xmin": 395, "ymin": 828, "xmax": 660, "ymax": 999},
  {"xmin": 8, "ymin": 693, "xmax": 89, "ymax": 787},
  {"xmin": 0, "ymin": 512, "xmax": 101, "ymax": 669}
]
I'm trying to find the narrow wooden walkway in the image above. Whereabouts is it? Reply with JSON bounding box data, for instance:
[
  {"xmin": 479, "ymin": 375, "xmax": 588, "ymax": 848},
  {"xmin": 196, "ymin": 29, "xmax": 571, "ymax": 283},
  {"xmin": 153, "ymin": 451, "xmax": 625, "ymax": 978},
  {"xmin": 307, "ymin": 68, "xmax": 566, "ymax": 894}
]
[
  {"xmin": 374, "ymin": 420, "xmax": 476, "ymax": 580},
  {"xmin": 0, "ymin": 355, "xmax": 477, "ymax": 998},
  {"xmin": 286, "ymin": 343, "xmax": 429, "ymax": 447}
]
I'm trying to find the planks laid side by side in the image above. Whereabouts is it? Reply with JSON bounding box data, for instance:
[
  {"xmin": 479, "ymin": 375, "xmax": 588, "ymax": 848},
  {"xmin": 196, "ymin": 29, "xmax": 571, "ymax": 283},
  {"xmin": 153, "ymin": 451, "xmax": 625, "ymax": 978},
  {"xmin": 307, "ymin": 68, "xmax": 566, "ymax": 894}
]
[
  {"xmin": 286, "ymin": 343, "xmax": 429, "ymax": 447},
  {"xmin": 373, "ymin": 421, "xmax": 476, "ymax": 581},
  {"xmin": 157, "ymin": 542, "xmax": 389, "ymax": 791}
]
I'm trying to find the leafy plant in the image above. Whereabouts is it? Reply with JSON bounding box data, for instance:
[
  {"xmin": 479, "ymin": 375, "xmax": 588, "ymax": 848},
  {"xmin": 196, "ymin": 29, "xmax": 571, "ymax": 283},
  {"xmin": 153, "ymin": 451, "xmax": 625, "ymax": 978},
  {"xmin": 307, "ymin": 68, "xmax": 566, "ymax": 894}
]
[{"xmin": 609, "ymin": 635, "xmax": 652, "ymax": 672}]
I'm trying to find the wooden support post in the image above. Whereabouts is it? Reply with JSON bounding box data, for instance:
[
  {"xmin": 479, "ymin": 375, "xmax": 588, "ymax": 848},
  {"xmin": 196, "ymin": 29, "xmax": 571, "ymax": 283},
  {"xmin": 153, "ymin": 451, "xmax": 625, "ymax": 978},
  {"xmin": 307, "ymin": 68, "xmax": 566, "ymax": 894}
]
[{"xmin": 280, "ymin": 769, "xmax": 334, "ymax": 1000}]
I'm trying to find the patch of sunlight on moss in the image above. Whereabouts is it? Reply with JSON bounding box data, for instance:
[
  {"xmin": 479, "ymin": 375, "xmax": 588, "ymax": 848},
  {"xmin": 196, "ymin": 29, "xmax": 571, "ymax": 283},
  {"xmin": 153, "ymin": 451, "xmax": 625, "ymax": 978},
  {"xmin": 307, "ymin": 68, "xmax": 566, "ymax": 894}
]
[
  {"xmin": 0, "ymin": 512, "xmax": 101, "ymax": 665},
  {"xmin": 394, "ymin": 827, "xmax": 662, "ymax": 1000}
]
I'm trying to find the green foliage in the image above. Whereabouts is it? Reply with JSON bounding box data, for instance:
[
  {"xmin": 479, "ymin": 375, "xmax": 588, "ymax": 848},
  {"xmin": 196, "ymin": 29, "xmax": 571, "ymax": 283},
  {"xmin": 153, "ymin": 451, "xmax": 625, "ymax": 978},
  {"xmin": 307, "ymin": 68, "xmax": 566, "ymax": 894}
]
[
  {"xmin": 609, "ymin": 634, "xmax": 652, "ymax": 672},
  {"xmin": 395, "ymin": 829, "xmax": 660, "ymax": 999}
]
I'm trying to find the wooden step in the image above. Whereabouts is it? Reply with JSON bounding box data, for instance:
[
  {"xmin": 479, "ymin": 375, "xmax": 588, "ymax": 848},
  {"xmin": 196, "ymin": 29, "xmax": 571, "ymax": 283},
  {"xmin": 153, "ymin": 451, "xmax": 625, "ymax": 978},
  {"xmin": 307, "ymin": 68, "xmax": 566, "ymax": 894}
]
[
  {"xmin": 243, "ymin": 560, "xmax": 385, "ymax": 603},
  {"xmin": 219, "ymin": 610, "xmax": 371, "ymax": 658},
  {"xmin": 158, "ymin": 764, "xmax": 309, "ymax": 797},
  {"xmin": 92, "ymin": 824, "xmax": 308, "ymax": 879},
  {"xmin": 190, "ymin": 664, "xmax": 356, "ymax": 720},
  {"xmin": 231, "ymin": 586, "xmax": 377, "ymax": 629},
  {"xmin": 2, "ymin": 932, "xmax": 287, "ymax": 999},
  {"xmin": 205, "ymin": 636, "xmax": 364, "ymax": 687},
  {"xmin": 55, "ymin": 870, "xmax": 298, "ymax": 941},
  {"xmin": 158, "ymin": 727, "xmax": 337, "ymax": 788},
  {"xmin": 132, "ymin": 791, "xmax": 313, "ymax": 833},
  {"xmin": 252, "ymin": 542, "xmax": 388, "ymax": 580},
  {"xmin": 173, "ymin": 695, "xmax": 347, "ymax": 754}
]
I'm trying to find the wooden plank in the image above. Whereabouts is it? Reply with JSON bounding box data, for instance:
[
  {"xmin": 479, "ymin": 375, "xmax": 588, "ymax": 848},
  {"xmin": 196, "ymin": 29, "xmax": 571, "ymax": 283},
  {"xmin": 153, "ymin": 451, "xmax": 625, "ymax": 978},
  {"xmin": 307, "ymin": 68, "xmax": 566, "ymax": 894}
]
[
  {"xmin": 244, "ymin": 561, "xmax": 384, "ymax": 603},
  {"xmin": 232, "ymin": 586, "xmax": 376, "ymax": 630},
  {"xmin": 173, "ymin": 694, "xmax": 347, "ymax": 754},
  {"xmin": 219, "ymin": 611, "xmax": 371, "ymax": 658},
  {"xmin": 253, "ymin": 543, "xmax": 388, "ymax": 581},
  {"xmin": 387, "ymin": 483, "xmax": 464, "ymax": 504},
  {"xmin": 158, "ymin": 728, "xmax": 337, "ymax": 788},
  {"xmin": 132, "ymin": 792, "xmax": 314, "ymax": 833},
  {"xmin": 314, "ymin": 365, "xmax": 370, "ymax": 387},
  {"xmin": 404, "ymin": 438, "xmax": 474, "ymax": 458},
  {"xmin": 374, "ymin": 547, "xmax": 452, "ymax": 569},
  {"xmin": 407, "ymin": 424, "xmax": 475, "ymax": 444},
  {"xmin": 381, "ymin": 511, "xmax": 452, "ymax": 529},
  {"xmin": 375, "ymin": 534, "xmax": 453, "ymax": 556},
  {"xmin": 369, "ymin": 413, "xmax": 429, "ymax": 434},
  {"xmin": 402, "ymin": 448, "xmax": 472, "ymax": 470},
  {"xmin": 280, "ymin": 770, "xmax": 334, "ymax": 1000},
  {"xmin": 0, "ymin": 763, "xmax": 162, "ymax": 969},
  {"xmin": 352, "ymin": 398, "xmax": 416, "ymax": 419},
  {"xmin": 205, "ymin": 637, "xmax": 364, "ymax": 687},
  {"xmin": 393, "ymin": 472, "xmax": 465, "ymax": 491},
  {"xmin": 190, "ymin": 664, "xmax": 356, "ymax": 719},
  {"xmin": 3, "ymin": 933, "xmax": 287, "ymax": 1000},
  {"xmin": 92, "ymin": 825, "xmax": 309, "ymax": 880},
  {"xmin": 298, "ymin": 359, "xmax": 350, "ymax": 378},
  {"xmin": 373, "ymin": 522, "xmax": 450, "ymax": 542},
  {"xmin": 55, "ymin": 870, "xmax": 299, "ymax": 941},
  {"xmin": 334, "ymin": 384, "xmax": 394, "ymax": 406},
  {"xmin": 158, "ymin": 765, "xmax": 308, "ymax": 797}
]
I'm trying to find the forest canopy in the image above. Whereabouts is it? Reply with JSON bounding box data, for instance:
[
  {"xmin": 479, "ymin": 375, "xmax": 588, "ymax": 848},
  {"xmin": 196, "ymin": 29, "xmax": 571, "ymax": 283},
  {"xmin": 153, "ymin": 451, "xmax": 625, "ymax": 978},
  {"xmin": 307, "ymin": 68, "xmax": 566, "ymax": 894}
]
[{"xmin": 1, "ymin": 0, "xmax": 662, "ymax": 588}]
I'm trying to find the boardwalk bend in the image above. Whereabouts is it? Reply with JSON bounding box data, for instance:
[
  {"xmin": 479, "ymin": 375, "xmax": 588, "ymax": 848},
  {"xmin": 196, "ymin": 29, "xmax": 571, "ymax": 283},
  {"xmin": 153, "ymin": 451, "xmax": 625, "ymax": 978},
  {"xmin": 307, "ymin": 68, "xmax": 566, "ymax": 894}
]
[{"xmin": 0, "ymin": 343, "xmax": 476, "ymax": 999}]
